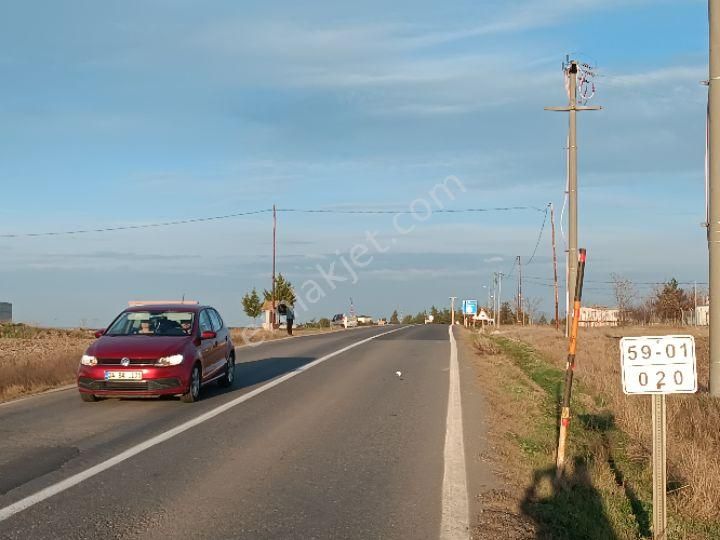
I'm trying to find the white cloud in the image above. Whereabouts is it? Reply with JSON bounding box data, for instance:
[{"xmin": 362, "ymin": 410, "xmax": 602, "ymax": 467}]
[
  {"xmin": 602, "ymin": 65, "xmax": 706, "ymax": 88},
  {"xmin": 364, "ymin": 267, "xmax": 482, "ymax": 280}
]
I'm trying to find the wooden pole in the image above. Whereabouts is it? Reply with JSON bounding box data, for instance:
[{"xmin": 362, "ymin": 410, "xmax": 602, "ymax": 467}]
[{"xmin": 556, "ymin": 248, "xmax": 587, "ymax": 477}]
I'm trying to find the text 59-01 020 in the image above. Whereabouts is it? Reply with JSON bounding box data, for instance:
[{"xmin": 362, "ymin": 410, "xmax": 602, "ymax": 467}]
[{"xmin": 620, "ymin": 335, "xmax": 697, "ymax": 395}]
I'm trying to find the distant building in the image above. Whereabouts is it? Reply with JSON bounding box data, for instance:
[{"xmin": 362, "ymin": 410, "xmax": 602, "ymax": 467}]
[
  {"xmin": 260, "ymin": 300, "xmax": 295, "ymax": 330},
  {"xmin": 261, "ymin": 300, "xmax": 275, "ymax": 330},
  {"xmin": 579, "ymin": 306, "xmax": 619, "ymax": 328},
  {"xmin": 696, "ymin": 305, "xmax": 709, "ymax": 326},
  {"xmin": 0, "ymin": 302, "xmax": 12, "ymax": 323}
]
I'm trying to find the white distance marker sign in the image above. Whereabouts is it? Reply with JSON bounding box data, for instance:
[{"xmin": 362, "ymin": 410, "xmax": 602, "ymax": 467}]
[{"xmin": 620, "ymin": 335, "xmax": 697, "ymax": 395}]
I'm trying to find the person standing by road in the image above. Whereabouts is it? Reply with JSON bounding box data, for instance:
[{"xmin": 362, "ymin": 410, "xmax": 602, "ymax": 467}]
[{"xmin": 286, "ymin": 305, "xmax": 294, "ymax": 335}]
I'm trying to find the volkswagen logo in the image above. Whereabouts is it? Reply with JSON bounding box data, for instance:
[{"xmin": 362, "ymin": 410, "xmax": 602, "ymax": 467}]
[{"xmin": 120, "ymin": 357, "xmax": 130, "ymax": 367}]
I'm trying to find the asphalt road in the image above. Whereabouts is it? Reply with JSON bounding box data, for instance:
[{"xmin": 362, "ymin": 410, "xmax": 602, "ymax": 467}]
[{"xmin": 0, "ymin": 324, "xmax": 464, "ymax": 539}]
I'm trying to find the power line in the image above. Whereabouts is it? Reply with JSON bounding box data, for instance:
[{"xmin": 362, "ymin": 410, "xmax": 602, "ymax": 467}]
[
  {"xmin": 524, "ymin": 276, "xmax": 707, "ymax": 287},
  {"xmin": 0, "ymin": 209, "xmax": 274, "ymax": 238},
  {"xmin": 505, "ymin": 257, "xmax": 519, "ymax": 279},
  {"xmin": 505, "ymin": 203, "xmax": 550, "ymax": 278},
  {"xmin": 278, "ymin": 206, "xmax": 546, "ymax": 214},
  {"xmin": 525, "ymin": 204, "xmax": 549, "ymax": 266},
  {"xmin": 0, "ymin": 206, "xmax": 545, "ymax": 239}
]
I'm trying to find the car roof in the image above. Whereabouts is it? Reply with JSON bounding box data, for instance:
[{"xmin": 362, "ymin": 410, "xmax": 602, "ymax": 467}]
[{"xmin": 124, "ymin": 304, "xmax": 209, "ymax": 313}]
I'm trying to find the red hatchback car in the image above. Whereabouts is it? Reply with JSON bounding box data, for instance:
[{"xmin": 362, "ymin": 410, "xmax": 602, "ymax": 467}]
[{"xmin": 77, "ymin": 303, "xmax": 235, "ymax": 403}]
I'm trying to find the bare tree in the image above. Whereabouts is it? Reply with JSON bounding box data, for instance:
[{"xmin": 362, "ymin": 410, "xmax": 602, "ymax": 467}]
[
  {"xmin": 610, "ymin": 273, "xmax": 636, "ymax": 325},
  {"xmin": 524, "ymin": 297, "xmax": 542, "ymax": 325}
]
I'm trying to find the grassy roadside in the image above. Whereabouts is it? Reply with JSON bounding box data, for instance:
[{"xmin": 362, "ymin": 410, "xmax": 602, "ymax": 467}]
[
  {"xmin": 470, "ymin": 329, "xmax": 720, "ymax": 539},
  {"xmin": 0, "ymin": 324, "xmax": 94, "ymax": 402}
]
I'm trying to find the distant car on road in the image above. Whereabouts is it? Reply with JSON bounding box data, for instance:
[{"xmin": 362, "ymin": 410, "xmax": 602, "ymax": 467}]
[
  {"xmin": 330, "ymin": 313, "xmax": 358, "ymax": 329},
  {"xmin": 77, "ymin": 303, "xmax": 235, "ymax": 403}
]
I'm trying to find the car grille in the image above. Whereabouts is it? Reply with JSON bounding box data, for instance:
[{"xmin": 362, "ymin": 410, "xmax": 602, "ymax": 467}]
[
  {"xmin": 97, "ymin": 358, "xmax": 156, "ymax": 366},
  {"xmin": 78, "ymin": 377, "xmax": 181, "ymax": 391}
]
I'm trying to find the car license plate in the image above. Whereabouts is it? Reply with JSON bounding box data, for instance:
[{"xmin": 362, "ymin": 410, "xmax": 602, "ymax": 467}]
[{"xmin": 105, "ymin": 371, "xmax": 143, "ymax": 381}]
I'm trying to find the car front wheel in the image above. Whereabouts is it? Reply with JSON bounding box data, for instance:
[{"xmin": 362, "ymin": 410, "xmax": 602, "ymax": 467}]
[
  {"xmin": 80, "ymin": 392, "xmax": 98, "ymax": 402},
  {"xmin": 181, "ymin": 365, "xmax": 201, "ymax": 403}
]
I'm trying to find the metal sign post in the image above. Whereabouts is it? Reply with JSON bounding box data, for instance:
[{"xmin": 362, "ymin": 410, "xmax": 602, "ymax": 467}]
[
  {"xmin": 620, "ymin": 335, "xmax": 697, "ymax": 540},
  {"xmin": 652, "ymin": 394, "xmax": 667, "ymax": 539}
]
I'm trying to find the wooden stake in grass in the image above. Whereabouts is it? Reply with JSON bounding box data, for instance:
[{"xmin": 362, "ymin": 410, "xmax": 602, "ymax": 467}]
[{"xmin": 556, "ymin": 248, "xmax": 587, "ymax": 478}]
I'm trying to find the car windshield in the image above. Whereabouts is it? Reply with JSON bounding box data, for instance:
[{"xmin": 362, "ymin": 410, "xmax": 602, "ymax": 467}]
[{"xmin": 106, "ymin": 311, "xmax": 195, "ymax": 337}]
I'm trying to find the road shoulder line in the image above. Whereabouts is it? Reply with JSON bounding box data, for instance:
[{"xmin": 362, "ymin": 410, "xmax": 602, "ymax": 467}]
[{"xmin": 440, "ymin": 325, "xmax": 470, "ymax": 539}]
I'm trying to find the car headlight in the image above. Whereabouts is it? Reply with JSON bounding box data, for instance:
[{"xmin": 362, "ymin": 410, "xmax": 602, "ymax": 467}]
[
  {"xmin": 156, "ymin": 354, "xmax": 184, "ymax": 366},
  {"xmin": 81, "ymin": 355, "xmax": 97, "ymax": 366}
]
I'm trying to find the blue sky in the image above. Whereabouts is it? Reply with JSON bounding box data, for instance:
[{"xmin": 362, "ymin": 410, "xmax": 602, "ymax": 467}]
[{"xmin": 0, "ymin": 0, "xmax": 710, "ymax": 326}]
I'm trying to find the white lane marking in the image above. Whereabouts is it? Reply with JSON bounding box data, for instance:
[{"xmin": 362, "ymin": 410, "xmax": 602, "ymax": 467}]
[
  {"xmin": 0, "ymin": 325, "xmax": 409, "ymax": 523},
  {"xmin": 440, "ymin": 325, "xmax": 470, "ymax": 539},
  {"xmin": 234, "ymin": 324, "xmax": 378, "ymax": 350}
]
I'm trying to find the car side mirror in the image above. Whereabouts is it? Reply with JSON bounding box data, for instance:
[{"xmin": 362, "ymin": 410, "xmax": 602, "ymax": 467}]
[
  {"xmin": 94, "ymin": 329, "xmax": 105, "ymax": 338},
  {"xmin": 201, "ymin": 330, "xmax": 217, "ymax": 340}
]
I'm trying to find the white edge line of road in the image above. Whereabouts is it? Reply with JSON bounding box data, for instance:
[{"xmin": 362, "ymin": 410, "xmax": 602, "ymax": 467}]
[
  {"xmin": 440, "ymin": 325, "xmax": 470, "ymax": 540},
  {"xmin": 234, "ymin": 323, "xmax": 385, "ymax": 350},
  {"xmin": 0, "ymin": 325, "xmax": 410, "ymax": 524}
]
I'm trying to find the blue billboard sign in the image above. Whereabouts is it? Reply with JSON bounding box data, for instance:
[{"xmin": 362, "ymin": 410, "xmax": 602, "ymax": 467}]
[{"xmin": 463, "ymin": 299, "xmax": 478, "ymax": 315}]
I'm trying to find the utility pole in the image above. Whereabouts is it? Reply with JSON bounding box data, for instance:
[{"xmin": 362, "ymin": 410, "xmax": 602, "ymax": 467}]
[
  {"xmin": 518, "ymin": 256, "xmax": 524, "ymax": 325},
  {"xmin": 495, "ymin": 272, "xmax": 504, "ymax": 328},
  {"xmin": 546, "ymin": 59, "xmax": 601, "ymax": 336},
  {"xmin": 450, "ymin": 296, "xmax": 457, "ymax": 325},
  {"xmin": 493, "ymin": 274, "xmax": 498, "ymax": 325},
  {"xmin": 272, "ymin": 203, "xmax": 277, "ymax": 329},
  {"xmin": 711, "ymin": 1, "xmax": 720, "ymax": 396},
  {"xmin": 550, "ymin": 203, "xmax": 560, "ymax": 331},
  {"xmin": 490, "ymin": 274, "xmax": 497, "ymax": 325},
  {"xmin": 487, "ymin": 279, "xmax": 492, "ymax": 314}
]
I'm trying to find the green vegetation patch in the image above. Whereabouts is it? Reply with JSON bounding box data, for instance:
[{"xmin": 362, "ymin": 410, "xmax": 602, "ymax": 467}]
[{"xmin": 486, "ymin": 333, "xmax": 720, "ymax": 539}]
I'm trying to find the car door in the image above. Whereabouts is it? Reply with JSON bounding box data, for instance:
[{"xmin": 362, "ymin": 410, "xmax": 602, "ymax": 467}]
[
  {"xmin": 208, "ymin": 309, "xmax": 228, "ymax": 377},
  {"xmin": 198, "ymin": 309, "xmax": 216, "ymax": 381}
]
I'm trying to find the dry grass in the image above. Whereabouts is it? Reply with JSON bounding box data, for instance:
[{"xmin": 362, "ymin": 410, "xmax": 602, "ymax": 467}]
[
  {"xmin": 0, "ymin": 324, "xmax": 94, "ymax": 402},
  {"xmin": 501, "ymin": 325, "xmax": 720, "ymax": 524},
  {"xmin": 465, "ymin": 329, "xmax": 639, "ymax": 539}
]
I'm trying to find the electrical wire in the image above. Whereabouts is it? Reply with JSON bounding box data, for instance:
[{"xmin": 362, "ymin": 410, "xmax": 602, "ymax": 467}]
[
  {"xmin": 524, "ymin": 204, "xmax": 549, "ymax": 265},
  {"xmin": 524, "ymin": 275, "xmax": 707, "ymax": 287},
  {"xmin": 0, "ymin": 206, "xmax": 546, "ymax": 239},
  {"xmin": 505, "ymin": 257, "xmax": 519, "ymax": 279},
  {"xmin": 503, "ymin": 203, "xmax": 549, "ymax": 279},
  {"xmin": 278, "ymin": 207, "xmax": 546, "ymax": 214},
  {"xmin": 0, "ymin": 209, "xmax": 274, "ymax": 238}
]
